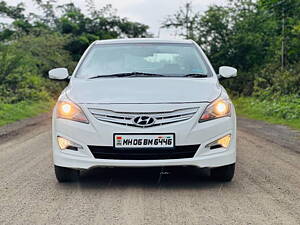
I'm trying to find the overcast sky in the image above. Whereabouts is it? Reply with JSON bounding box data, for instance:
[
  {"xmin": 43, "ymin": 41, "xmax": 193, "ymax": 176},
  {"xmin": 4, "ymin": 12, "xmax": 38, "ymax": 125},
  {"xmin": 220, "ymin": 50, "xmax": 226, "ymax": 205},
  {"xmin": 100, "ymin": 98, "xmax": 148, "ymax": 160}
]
[{"xmin": 7, "ymin": 0, "xmax": 227, "ymax": 38}]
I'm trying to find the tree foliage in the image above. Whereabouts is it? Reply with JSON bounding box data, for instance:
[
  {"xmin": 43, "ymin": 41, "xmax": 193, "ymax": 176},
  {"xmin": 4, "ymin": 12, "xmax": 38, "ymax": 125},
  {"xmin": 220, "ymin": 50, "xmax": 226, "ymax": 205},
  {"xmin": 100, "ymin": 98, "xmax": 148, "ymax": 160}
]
[
  {"xmin": 162, "ymin": 2, "xmax": 200, "ymax": 39},
  {"xmin": 0, "ymin": 0, "xmax": 151, "ymax": 103},
  {"xmin": 163, "ymin": 0, "xmax": 300, "ymax": 97}
]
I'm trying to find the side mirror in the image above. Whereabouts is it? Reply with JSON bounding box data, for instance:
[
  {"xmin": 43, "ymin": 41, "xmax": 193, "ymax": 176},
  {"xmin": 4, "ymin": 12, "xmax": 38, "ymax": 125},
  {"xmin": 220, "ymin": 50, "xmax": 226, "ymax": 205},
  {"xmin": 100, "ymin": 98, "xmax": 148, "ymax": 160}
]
[
  {"xmin": 49, "ymin": 68, "xmax": 69, "ymax": 80},
  {"xmin": 218, "ymin": 66, "xmax": 237, "ymax": 79}
]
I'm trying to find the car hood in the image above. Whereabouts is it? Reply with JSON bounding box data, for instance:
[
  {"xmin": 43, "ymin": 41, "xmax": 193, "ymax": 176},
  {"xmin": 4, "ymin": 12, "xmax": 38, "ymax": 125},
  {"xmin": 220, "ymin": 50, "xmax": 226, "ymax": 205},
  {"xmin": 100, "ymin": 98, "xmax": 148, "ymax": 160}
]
[{"xmin": 67, "ymin": 78, "xmax": 221, "ymax": 104}]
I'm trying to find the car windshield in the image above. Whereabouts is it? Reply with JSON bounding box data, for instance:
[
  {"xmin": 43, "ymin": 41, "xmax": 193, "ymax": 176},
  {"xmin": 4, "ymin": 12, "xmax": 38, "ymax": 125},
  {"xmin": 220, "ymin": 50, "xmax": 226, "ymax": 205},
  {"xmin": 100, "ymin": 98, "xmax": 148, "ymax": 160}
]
[{"xmin": 75, "ymin": 43, "xmax": 212, "ymax": 78}]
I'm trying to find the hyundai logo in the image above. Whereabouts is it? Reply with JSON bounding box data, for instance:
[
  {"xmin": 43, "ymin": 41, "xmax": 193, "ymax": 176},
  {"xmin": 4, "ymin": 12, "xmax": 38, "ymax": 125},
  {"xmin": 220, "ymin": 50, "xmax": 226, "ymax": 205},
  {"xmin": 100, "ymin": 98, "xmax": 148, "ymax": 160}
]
[{"xmin": 133, "ymin": 116, "xmax": 155, "ymax": 127}]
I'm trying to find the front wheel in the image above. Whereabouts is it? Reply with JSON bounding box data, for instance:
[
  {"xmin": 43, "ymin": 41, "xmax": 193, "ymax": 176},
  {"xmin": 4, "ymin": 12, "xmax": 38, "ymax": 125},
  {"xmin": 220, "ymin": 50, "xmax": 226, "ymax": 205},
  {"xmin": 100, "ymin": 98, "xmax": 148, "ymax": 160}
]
[
  {"xmin": 211, "ymin": 163, "xmax": 235, "ymax": 182},
  {"xmin": 54, "ymin": 165, "xmax": 79, "ymax": 182}
]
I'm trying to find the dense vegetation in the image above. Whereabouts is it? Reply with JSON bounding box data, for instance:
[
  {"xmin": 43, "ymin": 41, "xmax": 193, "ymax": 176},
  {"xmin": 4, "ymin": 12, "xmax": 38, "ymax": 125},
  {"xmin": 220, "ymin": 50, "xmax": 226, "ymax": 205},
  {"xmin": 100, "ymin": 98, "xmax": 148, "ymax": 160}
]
[
  {"xmin": 163, "ymin": 0, "xmax": 300, "ymax": 97},
  {"xmin": 0, "ymin": 0, "xmax": 150, "ymax": 125},
  {"xmin": 163, "ymin": 0, "xmax": 300, "ymax": 128},
  {"xmin": 0, "ymin": 0, "xmax": 150, "ymax": 103},
  {"xmin": 0, "ymin": 0, "xmax": 299, "ymax": 128},
  {"xmin": 233, "ymin": 96, "xmax": 300, "ymax": 130}
]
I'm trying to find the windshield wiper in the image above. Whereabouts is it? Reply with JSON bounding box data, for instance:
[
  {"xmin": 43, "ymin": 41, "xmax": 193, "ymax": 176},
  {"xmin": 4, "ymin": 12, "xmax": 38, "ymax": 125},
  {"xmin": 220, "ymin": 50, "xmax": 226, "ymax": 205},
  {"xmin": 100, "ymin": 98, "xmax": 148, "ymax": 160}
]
[
  {"xmin": 88, "ymin": 72, "xmax": 166, "ymax": 79},
  {"xmin": 183, "ymin": 73, "xmax": 208, "ymax": 78}
]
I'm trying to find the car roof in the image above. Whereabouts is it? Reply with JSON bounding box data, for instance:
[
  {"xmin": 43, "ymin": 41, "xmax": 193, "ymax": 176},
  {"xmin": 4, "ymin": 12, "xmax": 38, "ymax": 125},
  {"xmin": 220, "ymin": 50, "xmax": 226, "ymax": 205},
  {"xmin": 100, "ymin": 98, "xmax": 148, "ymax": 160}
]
[{"xmin": 94, "ymin": 38, "xmax": 194, "ymax": 45}]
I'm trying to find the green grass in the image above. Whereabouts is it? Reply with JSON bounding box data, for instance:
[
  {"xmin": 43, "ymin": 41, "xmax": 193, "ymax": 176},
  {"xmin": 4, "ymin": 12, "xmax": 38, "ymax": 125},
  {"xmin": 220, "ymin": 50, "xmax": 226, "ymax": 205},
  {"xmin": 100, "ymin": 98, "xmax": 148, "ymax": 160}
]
[
  {"xmin": 233, "ymin": 96, "xmax": 300, "ymax": 130},
  {"xmin": 0, "ymin": 100, "xmax": 54, "ymax": 127}
]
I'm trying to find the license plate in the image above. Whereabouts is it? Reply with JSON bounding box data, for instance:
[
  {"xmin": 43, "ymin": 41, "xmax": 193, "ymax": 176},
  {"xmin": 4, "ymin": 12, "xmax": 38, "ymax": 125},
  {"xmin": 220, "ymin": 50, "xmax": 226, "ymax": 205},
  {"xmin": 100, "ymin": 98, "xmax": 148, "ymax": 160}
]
[{"xmin": 114, "ymin": 134, "xmax": 175, "ymax": 149}]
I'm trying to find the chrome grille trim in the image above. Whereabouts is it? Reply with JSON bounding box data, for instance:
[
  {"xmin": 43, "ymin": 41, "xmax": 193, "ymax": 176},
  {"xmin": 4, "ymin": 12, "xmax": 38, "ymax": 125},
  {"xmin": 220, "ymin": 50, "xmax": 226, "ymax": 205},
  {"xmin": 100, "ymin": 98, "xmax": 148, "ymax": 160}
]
[{"xmin": 88, "ymin": 107, "xmax": 199, "ymax": 128}]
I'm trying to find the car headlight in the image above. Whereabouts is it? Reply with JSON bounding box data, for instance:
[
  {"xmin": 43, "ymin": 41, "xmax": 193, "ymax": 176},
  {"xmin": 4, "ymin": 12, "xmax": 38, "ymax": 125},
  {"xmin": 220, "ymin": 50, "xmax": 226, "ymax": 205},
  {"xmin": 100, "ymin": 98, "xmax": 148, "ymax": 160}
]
[
  {"xmin": 56, "ymin": 100, "xmax": 89, "ymax": 123},
  {"xmin": 199, "ymin": 97, "xmax": 231, "ymax": 122}
]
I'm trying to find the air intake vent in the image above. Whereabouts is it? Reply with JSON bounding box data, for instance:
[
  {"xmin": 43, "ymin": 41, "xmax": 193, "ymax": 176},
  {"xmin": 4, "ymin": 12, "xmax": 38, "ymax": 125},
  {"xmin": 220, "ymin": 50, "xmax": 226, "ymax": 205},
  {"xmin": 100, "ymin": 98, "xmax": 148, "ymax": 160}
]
[{"xmin": 88, "ymin": 145, "xmax": 200, "ymax": 160}]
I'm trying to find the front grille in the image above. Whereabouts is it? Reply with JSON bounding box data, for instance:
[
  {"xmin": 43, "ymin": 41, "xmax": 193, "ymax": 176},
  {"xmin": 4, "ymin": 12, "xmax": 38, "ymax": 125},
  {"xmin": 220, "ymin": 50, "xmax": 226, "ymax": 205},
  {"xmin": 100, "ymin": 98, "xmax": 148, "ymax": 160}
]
[
  {"xmin": 88, "ymin": 145, "xmax": 200, "ymax": 160},
  {"xmin": 88, "ymin": 107, "xmax": 198, "ymax": 128}
]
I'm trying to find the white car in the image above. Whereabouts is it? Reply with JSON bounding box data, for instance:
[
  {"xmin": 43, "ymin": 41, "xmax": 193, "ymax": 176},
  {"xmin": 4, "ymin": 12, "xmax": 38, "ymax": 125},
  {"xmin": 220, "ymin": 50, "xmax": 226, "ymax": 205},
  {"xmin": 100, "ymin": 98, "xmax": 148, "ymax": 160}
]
[{"xmin": 49, "ymin": 39, "xmax": 237, "ymax": 183}]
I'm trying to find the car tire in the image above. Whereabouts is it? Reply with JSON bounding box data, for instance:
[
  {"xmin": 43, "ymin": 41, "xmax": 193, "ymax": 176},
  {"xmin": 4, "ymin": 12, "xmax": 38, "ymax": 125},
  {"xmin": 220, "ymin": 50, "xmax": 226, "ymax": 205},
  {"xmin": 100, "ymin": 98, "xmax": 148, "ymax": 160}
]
[
  {"xmin": 211, "ymin": 163, "xmax": 235, "ymax": 182},
  {"xmin": 54, "ymin": 165, "xmax": 79, "ymax": 182}
]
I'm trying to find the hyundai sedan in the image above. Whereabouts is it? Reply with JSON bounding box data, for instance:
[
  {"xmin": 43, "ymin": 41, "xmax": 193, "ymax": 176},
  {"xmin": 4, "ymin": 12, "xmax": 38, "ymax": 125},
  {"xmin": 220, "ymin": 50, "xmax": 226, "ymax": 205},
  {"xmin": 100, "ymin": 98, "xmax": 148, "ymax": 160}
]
[{"xmin": 49, "ymin": 39, "xmax": 237, "ymax": 182}]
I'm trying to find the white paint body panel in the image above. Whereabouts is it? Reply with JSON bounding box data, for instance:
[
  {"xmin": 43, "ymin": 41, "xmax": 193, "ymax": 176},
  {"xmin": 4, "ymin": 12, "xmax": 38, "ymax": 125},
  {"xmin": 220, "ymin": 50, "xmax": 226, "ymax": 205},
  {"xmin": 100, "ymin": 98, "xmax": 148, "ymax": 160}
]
[{"xmin": 67, "ymin": 78, "xmax": 220, "ymax": 104}]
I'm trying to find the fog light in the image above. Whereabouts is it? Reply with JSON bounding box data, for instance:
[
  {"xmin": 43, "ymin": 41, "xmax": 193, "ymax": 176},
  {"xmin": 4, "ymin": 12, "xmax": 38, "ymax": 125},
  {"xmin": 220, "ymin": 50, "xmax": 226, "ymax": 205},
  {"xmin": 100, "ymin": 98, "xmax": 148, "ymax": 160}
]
[
  {"xmin": 57, "ymin": 137, "xmax": 82, "ymax": 151},
  {"xmin": 206, "ymin": 135, "xmax": 231, "ymax": 149}
]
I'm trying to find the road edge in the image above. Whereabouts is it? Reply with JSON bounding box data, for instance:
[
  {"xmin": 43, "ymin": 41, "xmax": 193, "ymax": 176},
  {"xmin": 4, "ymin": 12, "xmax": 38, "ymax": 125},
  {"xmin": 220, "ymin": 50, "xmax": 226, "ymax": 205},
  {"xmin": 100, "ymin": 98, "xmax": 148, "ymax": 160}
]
[
  {"xmin": 0, "ymin": 112, "xmax": 52, "ymax": 138},
  {"xmin": 237, "ymin": 117, "xmax": 300, "ymax": 154}
]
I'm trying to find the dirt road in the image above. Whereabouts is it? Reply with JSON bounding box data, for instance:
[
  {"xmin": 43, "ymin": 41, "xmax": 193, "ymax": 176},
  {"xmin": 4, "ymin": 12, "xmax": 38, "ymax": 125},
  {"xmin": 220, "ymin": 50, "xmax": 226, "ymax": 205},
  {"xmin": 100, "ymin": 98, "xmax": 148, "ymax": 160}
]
[{"xmin": 0, "ymin": 116, "xmax": 299, "ymax": 225}]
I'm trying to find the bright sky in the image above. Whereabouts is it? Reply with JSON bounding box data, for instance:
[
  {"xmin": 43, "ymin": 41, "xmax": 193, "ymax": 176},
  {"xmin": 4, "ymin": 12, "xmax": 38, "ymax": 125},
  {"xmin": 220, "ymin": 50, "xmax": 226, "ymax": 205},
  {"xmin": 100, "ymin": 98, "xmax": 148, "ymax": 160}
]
[{"xmin": 6, "ymin": 0, "xmax": 227, "ymax": 38}]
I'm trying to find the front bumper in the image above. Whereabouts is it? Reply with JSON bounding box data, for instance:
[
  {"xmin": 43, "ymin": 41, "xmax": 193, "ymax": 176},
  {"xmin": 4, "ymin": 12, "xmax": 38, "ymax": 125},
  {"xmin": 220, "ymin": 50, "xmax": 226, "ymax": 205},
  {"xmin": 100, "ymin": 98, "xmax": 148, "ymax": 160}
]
[
  {"xmin": 52, "ymin": 103, "xmax": 236, "ymax": 170},
  {"xmin": 53, "ymin": 146, "xmax": 235, "ymax": 169}
]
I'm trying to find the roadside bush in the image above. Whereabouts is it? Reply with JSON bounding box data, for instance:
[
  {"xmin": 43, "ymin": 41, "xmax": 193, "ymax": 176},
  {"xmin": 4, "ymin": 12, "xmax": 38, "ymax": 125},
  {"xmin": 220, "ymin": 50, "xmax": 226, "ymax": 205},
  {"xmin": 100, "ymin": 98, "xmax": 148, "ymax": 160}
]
[
  {"xmin": 15, "ymin": 33, "xmax": 77, "ymax": 77},
  {"xmin": 234, "ymin": 96, "xmax": 300, "ymax": 120},
  {"xmin": 0, "ymin": 34, "xmax": 72, "ymax": 103},
  {"xmin": 221, "ymin": 71, "xmax": 255, "ymax": 96},
  {"xmin": 0, "ymin": 71, "xmax": 50, "ymax": 103},
  {"xmin": 253, "ymin": 63, "xmax": 300, "ymax": 98}
]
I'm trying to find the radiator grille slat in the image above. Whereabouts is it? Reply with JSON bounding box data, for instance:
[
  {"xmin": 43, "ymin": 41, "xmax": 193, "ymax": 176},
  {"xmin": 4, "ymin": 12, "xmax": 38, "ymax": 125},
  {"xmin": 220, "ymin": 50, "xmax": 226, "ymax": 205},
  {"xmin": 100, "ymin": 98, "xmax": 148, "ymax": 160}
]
[{"xmin": 88, "ymin": 107, "xmax": 199, "ymax": 128}]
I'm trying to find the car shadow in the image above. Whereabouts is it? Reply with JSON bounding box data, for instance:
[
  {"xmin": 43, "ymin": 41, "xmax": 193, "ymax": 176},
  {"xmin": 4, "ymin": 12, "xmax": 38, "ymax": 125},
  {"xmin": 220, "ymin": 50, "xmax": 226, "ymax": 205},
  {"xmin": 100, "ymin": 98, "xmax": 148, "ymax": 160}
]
[{"xmin": 74, "ymin": 166, "xmax": 227, "ymax": 190}]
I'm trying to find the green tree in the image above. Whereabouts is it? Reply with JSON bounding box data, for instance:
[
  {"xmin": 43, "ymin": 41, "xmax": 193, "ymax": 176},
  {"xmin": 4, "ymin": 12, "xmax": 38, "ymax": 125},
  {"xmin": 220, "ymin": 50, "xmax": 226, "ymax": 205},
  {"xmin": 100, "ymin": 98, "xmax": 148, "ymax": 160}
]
[
  {"xmin": 0, "ymin": 0, "xmax": 152, "ymax": 104},
  {"xmin": 260, "ymin": 0, "xmax": 300, "ymax": 65},
  {"xmin": 162, "ymin": 2, "xmax": 199, "ymax": 39},
  {"xmin": 0, "ymin": 44, "xmax": 50, "ymax": 103},
  {"xmin": 162, "ymin": 0, "xmax": 300, "ymax": 96}
]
